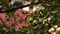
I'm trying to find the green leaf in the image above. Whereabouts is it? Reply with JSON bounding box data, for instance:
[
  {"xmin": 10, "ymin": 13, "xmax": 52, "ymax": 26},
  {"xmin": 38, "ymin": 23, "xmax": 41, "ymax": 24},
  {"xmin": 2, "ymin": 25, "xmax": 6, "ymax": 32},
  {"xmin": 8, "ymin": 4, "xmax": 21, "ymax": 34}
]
[
  {"xmin": 33, "ymin": 20, "xmax": 37, "ymax": 24},
  {"xmin": 29, "ymin": 17, "xmax": 33, "ymax": 21}
]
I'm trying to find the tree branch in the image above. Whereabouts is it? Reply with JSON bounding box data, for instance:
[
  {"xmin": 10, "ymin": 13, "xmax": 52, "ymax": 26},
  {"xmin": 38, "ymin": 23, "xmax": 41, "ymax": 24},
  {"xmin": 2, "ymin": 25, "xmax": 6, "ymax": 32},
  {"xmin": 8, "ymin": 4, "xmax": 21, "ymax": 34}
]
[{"xmin": 0, "ymin": 2, "xmax": 40, "ymax": 13}]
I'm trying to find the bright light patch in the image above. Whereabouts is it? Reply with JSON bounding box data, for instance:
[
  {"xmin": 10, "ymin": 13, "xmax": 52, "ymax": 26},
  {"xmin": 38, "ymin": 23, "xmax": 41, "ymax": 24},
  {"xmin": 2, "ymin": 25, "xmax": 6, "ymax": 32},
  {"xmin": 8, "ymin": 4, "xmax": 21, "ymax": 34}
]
[{"xmin": 22, "ymin": 7, "xmax": 29, "ymax": 11}]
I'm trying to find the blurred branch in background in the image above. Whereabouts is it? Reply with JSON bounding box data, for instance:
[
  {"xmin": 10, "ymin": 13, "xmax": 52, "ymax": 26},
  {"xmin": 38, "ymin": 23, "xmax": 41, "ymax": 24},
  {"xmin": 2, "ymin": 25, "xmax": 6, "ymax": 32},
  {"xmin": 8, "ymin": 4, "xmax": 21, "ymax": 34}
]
[
  {"xmin": 0, "ymin": 0, "xmax": 39, "ymax": 13},
  {"xmin": 0, "ymin": 2, "xmax": 40, "ymax": 13},
  {"xmin": 0, "ymin": 0, "xmax": 60, "ymax": 34}
]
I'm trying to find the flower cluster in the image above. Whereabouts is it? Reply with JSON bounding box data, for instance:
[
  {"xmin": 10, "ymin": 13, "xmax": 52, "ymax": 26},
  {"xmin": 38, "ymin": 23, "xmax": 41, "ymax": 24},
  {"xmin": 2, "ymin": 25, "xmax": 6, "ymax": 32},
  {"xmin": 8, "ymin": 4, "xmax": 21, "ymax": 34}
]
[{"xmin": 0, "ymin": 9, "xmax": 30, "ymax": 31}]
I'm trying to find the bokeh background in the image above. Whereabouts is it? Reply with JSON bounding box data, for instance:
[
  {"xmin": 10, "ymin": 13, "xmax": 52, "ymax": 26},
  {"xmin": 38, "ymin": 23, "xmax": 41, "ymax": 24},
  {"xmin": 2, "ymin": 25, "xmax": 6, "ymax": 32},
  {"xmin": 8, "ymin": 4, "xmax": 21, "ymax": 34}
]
[{"xmin": 0, "ymin": 0, "xmax": 60, "ymax": 34}]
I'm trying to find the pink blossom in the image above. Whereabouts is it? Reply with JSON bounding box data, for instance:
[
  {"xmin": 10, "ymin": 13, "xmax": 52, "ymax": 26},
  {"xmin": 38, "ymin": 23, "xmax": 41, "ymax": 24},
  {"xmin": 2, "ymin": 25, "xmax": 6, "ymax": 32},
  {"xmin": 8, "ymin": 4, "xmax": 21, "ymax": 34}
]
[
  {"xmin": 15, "ymin": 9, "xmax": 29, "ymax": 20},
  {"xmin": 0, "ymin": 13, "xmax": 6, "ymax": 21},
  {"xmin": 0, "ymin": 20, "xmax": 3, "ymax": 25},
  {"xmin": 10, "ymin": 17, "xmax": 14, "ymax": 21},
  {"xmin": 15, "ymin": 16, "xmax": 21, "ymax": 22},
  {"xmin": 15, "ymin": 24, "xmax": 23, "ymax": 30},
  {"xmin": 5, "ymin": 21, "xmax": 12, "ymax": 27},
  {"xmin": 21, "ymin": 21, "xmax": 30, "ymax": 27},
  {"xmin": 21, "ymin": 10, "xmax": 29, "ymax": 20},
  {"xmin": 22, "ymin": 14, "xmax": 28, "ymax": 20},
  {"xmin": 14, "ymin": 9, "xmax": 22, "ymax": 16}
]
